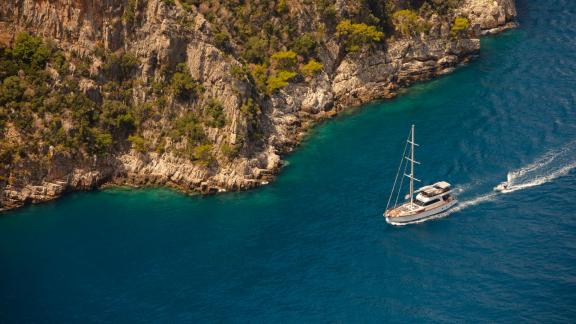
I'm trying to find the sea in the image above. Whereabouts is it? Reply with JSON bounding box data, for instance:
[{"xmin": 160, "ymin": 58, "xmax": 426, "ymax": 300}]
[{"xmin": 1, "ymin": 0, "xmax": 575, "ymax": 322}]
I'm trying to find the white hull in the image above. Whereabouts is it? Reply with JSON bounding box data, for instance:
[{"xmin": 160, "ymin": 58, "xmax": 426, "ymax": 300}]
[
  {"xmin": 385, "ymin": 199, "xmax": 458, "ymax": 224},
  {"xmin": 494, "ymin": 182, "xmax": 508, "ymax": 192}
]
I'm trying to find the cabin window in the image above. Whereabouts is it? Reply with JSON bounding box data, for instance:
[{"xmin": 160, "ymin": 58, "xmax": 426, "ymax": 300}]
[
  {"xmin": 434, "ymin": 185, "xmax": 450, "ymax": 193},
  {"xmin": 442, "ymin": 194, "xmax": 451, "ymax": 200},
  {"xmin": 415, "ymin": 198, "xmax": 440, "ymax": 206},
  {"xmin": 424, "ymin": 198, "xmax": 440, "ymax": 206}
]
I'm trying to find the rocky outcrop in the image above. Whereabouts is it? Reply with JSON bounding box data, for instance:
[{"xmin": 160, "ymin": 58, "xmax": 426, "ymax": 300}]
[
  {"xmin": 0, "ymin": 0, "xmax": 517, "ymax": 212},
  {"xmin": 459, "ymin": 0, "xmax": 518, "ymax": 35},
  {"xmin": 331, "ymin": 37, "xmax": 481, "ymax": 107}
]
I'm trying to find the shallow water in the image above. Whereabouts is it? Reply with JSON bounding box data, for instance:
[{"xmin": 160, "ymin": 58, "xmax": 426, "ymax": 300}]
[{"xmin": 1, "ymin": 0, "xmax": 576, "ymax": 322}]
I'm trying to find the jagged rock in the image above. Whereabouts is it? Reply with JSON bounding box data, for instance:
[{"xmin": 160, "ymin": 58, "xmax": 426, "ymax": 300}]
[{"xmin": 458, "ymin": 0, "xmax": 518, "ymax": 34}]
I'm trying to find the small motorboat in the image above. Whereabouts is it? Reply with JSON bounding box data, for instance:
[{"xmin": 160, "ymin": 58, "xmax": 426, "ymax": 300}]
[{"xmin": 494, "ymin": 182, "xmax": 509, "ymax": 192}]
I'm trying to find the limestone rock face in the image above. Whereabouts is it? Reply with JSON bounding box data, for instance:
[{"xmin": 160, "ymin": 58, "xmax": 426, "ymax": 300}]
[
  {"xmin": 0, "ymin": 0, "xmax": 517, "ymax": 211},
  {"xmin": 332, "ymin": 37, "xmax": 482, "ymax": 107},
  {"xmin": 459, "ymin": 0, "xmax": 518, "ymax": 35}
]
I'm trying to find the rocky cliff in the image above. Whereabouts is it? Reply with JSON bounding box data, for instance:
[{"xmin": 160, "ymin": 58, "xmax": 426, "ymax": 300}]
[{"xmin": 0, "ymin": 0, "xmax": 516, "ymax": 211}]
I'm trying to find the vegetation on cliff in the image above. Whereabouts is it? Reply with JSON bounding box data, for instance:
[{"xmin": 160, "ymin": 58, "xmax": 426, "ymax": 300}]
[
  {"xmin": 0, "ymin": 0, "xmax": 498, "ymax": 208},
  {"xmin": 0, "ymin": 32, "xmax": 227, "ymax": 185},
  {"xmin": 451, "ymin": 16, "xmax": 471, "ymax": 36}
]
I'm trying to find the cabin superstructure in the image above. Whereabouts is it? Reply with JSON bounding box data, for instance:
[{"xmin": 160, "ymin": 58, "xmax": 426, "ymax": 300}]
[{"xmin": 415, "ymin": 181, "xmax": 453, "ymax": 205}]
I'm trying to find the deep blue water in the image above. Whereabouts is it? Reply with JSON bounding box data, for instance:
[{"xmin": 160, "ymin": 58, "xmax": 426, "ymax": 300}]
[{"xmin": 2, "ymin": 0, "xmax": 576, "ymax": 322}]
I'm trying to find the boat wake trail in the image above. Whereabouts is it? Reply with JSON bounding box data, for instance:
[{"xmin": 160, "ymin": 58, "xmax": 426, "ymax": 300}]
[
  {"xmin": 500, "ymin": 142, "xmax": 576, "ymax": 193},
  {"xmin": 501, "ymin": 161, "xmax": 576, "ymax": 193},
  {"xmin": 453, "ymin": 141, "xmax": 576, "ymax": 213},
  {"xmin": 451, "ymin": 192, "xmax": 499, "ymax": 213}
]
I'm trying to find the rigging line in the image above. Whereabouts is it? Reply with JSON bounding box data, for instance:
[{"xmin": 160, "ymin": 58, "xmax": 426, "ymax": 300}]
[
  {"xmin": 385, "ymin": 129, "xmax": 411, "ymax": 211},
  {"xmin": 394, "ymin": 156, "xmax": 410, "ymax": 208}
]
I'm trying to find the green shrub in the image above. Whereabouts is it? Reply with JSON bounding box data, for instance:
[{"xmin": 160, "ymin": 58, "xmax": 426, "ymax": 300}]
[
  {"xmin": 240, "ymin": 97, "xmax": 261, "ymax": 128},
  {"xmin": 172, "ymin": 112, "xmax": 205, "ymax": 145},
  {"xmin": 221, "ymin": 142, "xmax": 240, "ymax": 160},
  {"xmin": 266, "ymin": 70, "xmax": 297, "ymax": 93},
  {"xmin": 120, "ymin": 53, "xmax": 139, "ymax": 75},
  {"xmin": 103, "ymin": 52, "xmax": 139, "ymax": 81},
  {"xmin": 67, "ymin": 93, "xmax": 98, "ymax": 130},
  {"xmin": 155, "ymin": 137, "xmax": 167, "ymax": 154},
  {"xmin": 50, "ymin": 50, "xmax": 69, "ymax": 75},
  {"xmin": 93, "ymin": 43, "xmax": 107, "ymax": 58},
  {"xmin": 13, "ymin": 110, "xmax": 33, "ymax": 132},
  {"xmin": 100, "ymin": 100, "xmax": 135, "ymax": 132},
  {"xmin": 214, "ymin": 31, "xmax": 231, "ymax": 51},
  {"xmin": 290, "ymin": 34, "xmax": 317, "ymax": 58},
  {"xmin": 44, "ymin": 118, "xmax": 68, "ymax": 146},
  {"xmin": 170, "ymin": 64, "xmax": 201, "ymax": 101},
  {"xmin": 0, "ymin": 76, "xmax": 25, "ymax": 105},
  {"xmin": 0, "ymin": 108, "xmax": 6, "ymax": 132},
  {"xmin": 316, "ymin": 0, "xmax": 337, "ymax": 21},
  {"xmin": 300, "ymin": 59, "xmax": 323, "ymax": 76},
  {"xmin": 74, "ymin": 58, "xmax": 91, "ymax": 78},
  {"xmin": 240, "ymin": 98, "xmax": 257, "ymax": 115},
  {"xmin": 271, "ymin": 50, "xmax": 298, "ymax": 70},
  {"xmin": 276, "ymin": 0, "xmax": 288, "ymax": 14},
  {"xmin": 0, "ymin": 48, "xmax": 19, "ymax": 80},
  {"xmin": 243, "ymin": 37, "xmax": 268, "ymax": 64},
  {"xmin": 133, "ymin": 103, "xmax": 154, "ymax": 126},
  {"xmin": 392, "ymin": 10, "xmax": 425, "ymax": 37},
  {"xmin": 192, "ymin": 144, "xmax": 213, "ymax": 165},
  {"xmin": 128, "ymin": 135, "xmax": 148, "ymax": 152},
  {"xmin": 90, "ymin": 128, "xmax": 114, "ymax": 154},
  {"xmin": 230, "ymin": 64, "xmax": 248, "ymax": 80},
  {"xmin": 0, "ymin": 142, "xmax": 16, "ymax": 165},
  {"xmin": 451, "ymin": 17, "xmax": 470, "ymax": 37},
  {"xmin": 249, "ymin": 64, "xmax": 268, "ymax": 92},
  {"xmin": 123, "ymin": 0, "xmax": 137, "ymax": 24},
  {"xmin": 179, "ymin": 0, "xmax": 199, "ymax": 10},
  {"xmin": 11, "ymin": 32, "xmax": 51, "ymax": 72},
  {"xmin": 204, "ymin": 98, "xmax": 226, "ymax": 128},
  {"xmin": 336, "ymin": 20, "xmax": 384, "ymax": 52}
]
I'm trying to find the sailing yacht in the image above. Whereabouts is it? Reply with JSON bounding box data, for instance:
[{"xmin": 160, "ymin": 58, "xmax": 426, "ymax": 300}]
[{"xmin": 384, "ymin": 125, "xmax": 458, "ymax": 224}]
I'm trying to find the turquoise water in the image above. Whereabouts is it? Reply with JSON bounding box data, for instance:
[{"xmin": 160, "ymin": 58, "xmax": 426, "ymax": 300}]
[{"xmin": 2, "ymin": 0, "xmax": 576, "ymax": 322}]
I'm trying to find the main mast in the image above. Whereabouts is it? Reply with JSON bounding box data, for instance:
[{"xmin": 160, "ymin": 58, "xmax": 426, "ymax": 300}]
[{"xmin": 410, "ymin": 124, "xmax": 415, "ymax": 206}]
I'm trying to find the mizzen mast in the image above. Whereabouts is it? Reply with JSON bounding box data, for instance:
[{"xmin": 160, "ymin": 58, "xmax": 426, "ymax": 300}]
[{"xmin": 405, "ymin": 124, "xmax": 420, "ymax": 206}]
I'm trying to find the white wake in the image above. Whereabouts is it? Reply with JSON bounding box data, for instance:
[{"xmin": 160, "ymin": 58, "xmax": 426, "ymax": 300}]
[
  {"xmin": 456, "ymin": 141, "xmax": 576, "ymax": 212},
  {"xmin": 451, "ymin": 192, "xmax": 499, "ymax": 213}
]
